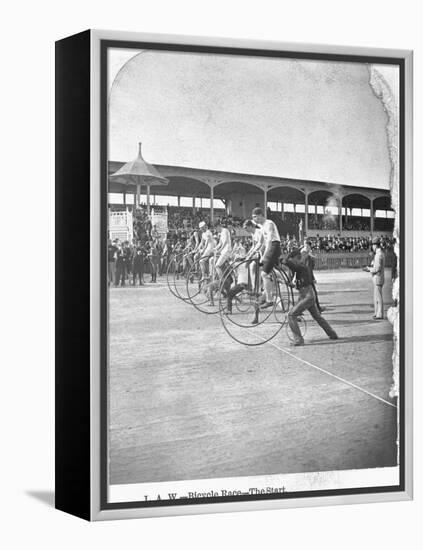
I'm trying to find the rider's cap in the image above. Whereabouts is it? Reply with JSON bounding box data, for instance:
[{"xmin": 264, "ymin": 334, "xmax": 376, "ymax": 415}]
[{"xmin": 199, "ymin": 221, "xmax": 206, "ymax": 229}]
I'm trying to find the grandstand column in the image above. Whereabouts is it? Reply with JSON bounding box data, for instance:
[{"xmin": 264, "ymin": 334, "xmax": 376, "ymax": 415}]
[
  {"xmin": 146, "ymin": 185, "xmax": 150, "ymax": 214},
  {"xmin": 305, "ymin": 193, "xmax": 309, "ymax": 235},
  {"xmin": 136, "ymin": 184, "xmax": 140, "ymax": 207},
  {"xmin": 370, "ymin": 198, "xmax": 375, "ymax": 235},
  {"xmin": 198, "ymin": 177, "xmax": 225, "ymax": 223},
  {"xmin": 264, "ymin": 186, "xmax": 268, "ymax": 210},
  {"xmin": 210, "ymin": 185, "xmax": 214, "ymax": 222},
  {"xmin": 338, "ymin": 196, "xmax": 343, "ymax": 233}
]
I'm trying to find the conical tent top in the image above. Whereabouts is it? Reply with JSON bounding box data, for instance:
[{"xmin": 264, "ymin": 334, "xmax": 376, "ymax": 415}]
[{"xmin": 109, "ymin": 142, "xmax": 169, "ymax": 187}]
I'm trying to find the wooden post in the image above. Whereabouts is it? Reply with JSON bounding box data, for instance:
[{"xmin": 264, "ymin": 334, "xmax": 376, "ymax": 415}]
[
  {"xmin": 210, "ymin": 185, "xmax": 214, "ymax": 222},
  {"xmin": 136, "ymin": 184, "xmax": 140, "ymax": 207},
  {"xmin": 305, "ymin": 194, "xmax": 308, "ymax": 235},
  {"xmin": 146, "ymin": 185, "xmax": 151, "ymax": 215}
]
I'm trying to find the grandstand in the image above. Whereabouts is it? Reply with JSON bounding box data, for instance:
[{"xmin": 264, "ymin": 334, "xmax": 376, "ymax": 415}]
[{"xmin": 108, "ymin": 161, "xmax": 394, "ymax": 242}]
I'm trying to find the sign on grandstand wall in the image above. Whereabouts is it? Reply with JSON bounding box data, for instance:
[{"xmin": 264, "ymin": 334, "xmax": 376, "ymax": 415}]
[
  {"xmin": 151, "ymin": 207, "xmax": 168, "ymax": 237},
  {"xmin": 108, "ymin": 208, "xmax": 133, "ymax": 243}
]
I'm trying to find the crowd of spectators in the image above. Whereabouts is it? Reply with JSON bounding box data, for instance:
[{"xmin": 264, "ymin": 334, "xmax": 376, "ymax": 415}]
[
  {"xmin": 108, "ymin": 235, "xmax": 175, "ymax": 287},
  {"xmin": 127, "ymin": 204, "xmax": 394, "ymax": 241},
  {"xmin": 109, "ymin": 205, "xmax": 395, "ymax": 286},
  {"xmin": 116, "ymin": 203, "xmax": 394, "ymax": 243},
  {"xmin": 279, "ymin": 235, "xmax": 395, "ymax": 255},
  {"xmin": 308, "ymin": 213, "xmax": 340, "ymax": 231},
  {"xmin": 342, "ymin": 218, "xmax": 371, "ymax": 231},
  {"xmin": 131, "ymin": 204, "xmax": 244, "ymax": 243}
]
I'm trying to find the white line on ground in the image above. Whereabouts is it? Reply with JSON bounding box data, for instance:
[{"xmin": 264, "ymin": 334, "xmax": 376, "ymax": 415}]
[{"xmin": 262, "ymin": 338, "xmax": 397, "ymax": 409}]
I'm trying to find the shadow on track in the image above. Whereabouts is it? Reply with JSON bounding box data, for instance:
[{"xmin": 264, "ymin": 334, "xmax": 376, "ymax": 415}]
[{"xmin": 306, "ymin": 333, "xmax": 393, "ymax": 346}]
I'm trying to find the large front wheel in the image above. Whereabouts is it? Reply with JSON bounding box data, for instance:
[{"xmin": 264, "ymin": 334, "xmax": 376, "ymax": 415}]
[
  {"xmin": 186, "ymin": 255, "xmax": 218, "ymax": 314},
  {"xmin": 218, "ymin": 259, "xmax": 286, "ymax": 346}
]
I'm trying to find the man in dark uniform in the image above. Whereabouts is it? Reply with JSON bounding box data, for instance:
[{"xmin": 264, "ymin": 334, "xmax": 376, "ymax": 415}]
[
  {"xmin": 132, "ymin": 247, "xmax": 145, "ymax": 286},
  {"xmin": 123, "ymin": 241, "xmax": 132, "ymax": 283},
  {"xmin": 145, "ymin": 216, "xmax": 152, "ymax": 238},
  {"xmin": 301, "ymin": 240, "xmax": 325, "ymax": 313},
  {"xmin": 282, "ymin": 248, "xmax": 338, "ymax": 346},
  {"xmin": 115, "ymin": 243, "xmax": 126, "ymax": 287}
]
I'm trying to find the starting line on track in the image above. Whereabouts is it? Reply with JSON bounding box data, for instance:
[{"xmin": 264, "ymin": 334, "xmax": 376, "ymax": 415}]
[{"xmin": 258, "ymin": 336, "xmax": 397, "ymax": 409}]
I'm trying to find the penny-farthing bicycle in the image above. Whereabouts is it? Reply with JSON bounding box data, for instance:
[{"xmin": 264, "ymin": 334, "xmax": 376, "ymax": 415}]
[
  {"xmin": 166, "ymin": 250, "xmax": 194, "ymax": 301},
  {"xmin": 166, "ymin": 251, "xmax": 183, "ymax": 298},
  {"xmin": 218, "ymin": 256, "xmax": 297, "ymax": 346},
  {"xmin": 186, "ymin": 253, "xmax": 233, "ymax": 314}
]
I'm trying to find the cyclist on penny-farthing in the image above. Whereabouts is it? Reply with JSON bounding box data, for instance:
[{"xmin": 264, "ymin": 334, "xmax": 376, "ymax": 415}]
[
  {"xmin": 204, "ymin": 220, "xmax": 233, "ymax": 307},
  {"xmin": 225, "ymin": 219, "xmax": 261, "ymax": 314},
  {"xmin": 194, "ymin": 221, "xmax": 215, "ymax": 282},
  {"xmin": 249, "ymin": 207, "xmax": 282, "ymax": 309},
  {"xmin": 182, "ymin": 227, "xmax": 200, "ymax": 275}
]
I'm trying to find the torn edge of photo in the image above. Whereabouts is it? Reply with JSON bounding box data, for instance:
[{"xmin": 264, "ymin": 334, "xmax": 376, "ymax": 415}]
[{"xmin": 55, "ymin": 29, "xmax": 413, "ymax": 521}]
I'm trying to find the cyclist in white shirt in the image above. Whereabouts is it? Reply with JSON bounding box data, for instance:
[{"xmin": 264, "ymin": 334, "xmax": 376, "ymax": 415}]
[
  {"xmin": 245, "ymin": 221, "xmax": 264, "ymax": 258},
  {"xmin": 214, "ymin": 221, "xmax": 232, "ymax": 279},
  {"xmin": 225, "ymin": 230, "xmax": 252, "ymax": 314},
  {"xmin": 195, "ymin": 221, "xmax": 215, "ymax": 280},
  {"xmin": 250, "ymin": 207, "xmax": 282, "ymax": 308}
]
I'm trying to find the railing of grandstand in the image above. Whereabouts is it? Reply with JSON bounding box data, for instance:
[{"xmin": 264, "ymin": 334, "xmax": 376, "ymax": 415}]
[{"xmin": 313, "ymin": 250, "xmax": 394, "ymax": 270}]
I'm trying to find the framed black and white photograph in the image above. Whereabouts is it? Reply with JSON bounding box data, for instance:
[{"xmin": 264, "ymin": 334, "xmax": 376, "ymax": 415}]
[{"xmin": 55, "ymin": 29, "xmax": 413, "ymax": 521}]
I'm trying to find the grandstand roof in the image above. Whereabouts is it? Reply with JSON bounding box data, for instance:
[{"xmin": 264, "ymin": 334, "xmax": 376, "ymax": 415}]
[{"xmin": 108, "ymin": 161, "xmax": 392, "ymax": 209}]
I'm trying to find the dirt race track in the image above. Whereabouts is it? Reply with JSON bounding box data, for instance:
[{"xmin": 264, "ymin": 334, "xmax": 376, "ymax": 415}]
[{"xmin": 108, "ymin": 269, "xmax": 397, "ymax": 485}]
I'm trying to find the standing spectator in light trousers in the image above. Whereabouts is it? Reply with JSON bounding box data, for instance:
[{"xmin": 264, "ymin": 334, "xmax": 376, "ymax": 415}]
[
  {"xmin": 107, "ymin": 238, "xmax": 118, "ymax": 285},
  {"xmin": 364, "ymin": 236, "xmax": 386, "ymax": 320},
  {"xmin": 147, "ymin": 240, "xmax": 160, "ymax": 282}
]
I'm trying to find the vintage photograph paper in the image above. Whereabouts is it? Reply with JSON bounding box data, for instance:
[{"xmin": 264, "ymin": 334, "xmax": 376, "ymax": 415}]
[{"xmin": 105, "ymin": 45, "xmax": 401, "ymax": 506}]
